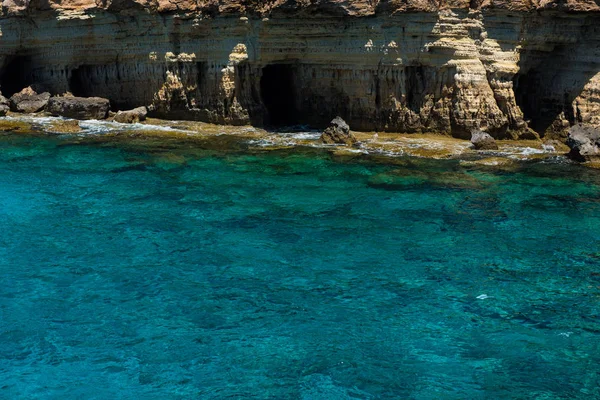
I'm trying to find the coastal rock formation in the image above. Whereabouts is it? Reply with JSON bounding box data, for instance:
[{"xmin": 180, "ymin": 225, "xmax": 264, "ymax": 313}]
[
  {"xmin": 321, "ymin": 117, "xmax": 357, "ymax": 145},
  {"xmin": 0, "ymin": 1, "xmax": 600, "ymax": 138},
  {"xmin": 566, "ymin": 125, "xmax": 600, "ymax": 161},
  {"xmin": 0, "ymin": 93, "xmax": 8, "ymax": 116},
  {"xmin": 9, "ymin": 87, "xmax": 50, "ymax": 113},
  {"xmin": 114, "ymin": 106, "xmax": 148, "ymax": 123},
  {"xmin": 46, "ymin": 97, "xmax": 110, "ymax": 120},
  {"xmin": 471, "ymin": 130, "xmax": 498, "ymax": 150}
]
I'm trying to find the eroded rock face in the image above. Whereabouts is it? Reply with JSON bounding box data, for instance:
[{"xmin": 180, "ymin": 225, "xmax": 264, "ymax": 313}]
[
  {"xmin": 0, "ymin": 93, "xmax": 9, "ymax": 116},
  {"xmin": 471, "ymin": 130, "xmax": 498, "ymax": 150},
  {"xmin": 114, "ymin": 106, "xmax": 148, "ymax": 123},
  {"xmin": 9, "ymin": 87, "xmax": 51, "ymax": 113},
  {"xmin": 321, "ymin": 117, "xmax": 357, "ymax": 145},
  {"xmin": 46, "ymin": 97, "xmax": 110, "ymax": 120},
  {"xmin": 0, "ymin": 2, "xmax": 599, "ymax": 137},
  {"xmin": 566, "ymin": 125, "xmax": 600, "ymax": 161}
]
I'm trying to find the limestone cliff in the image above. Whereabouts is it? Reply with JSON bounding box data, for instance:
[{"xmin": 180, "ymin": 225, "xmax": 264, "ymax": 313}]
[{"xmin": 1, "ymin": 0, "xmax": 600, "ymax": 138}]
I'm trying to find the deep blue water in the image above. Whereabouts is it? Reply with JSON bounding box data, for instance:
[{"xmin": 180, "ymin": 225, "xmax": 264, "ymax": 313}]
[{"xmin": 1, "ymin": 132, "xmax": 600, "ymax": 399}]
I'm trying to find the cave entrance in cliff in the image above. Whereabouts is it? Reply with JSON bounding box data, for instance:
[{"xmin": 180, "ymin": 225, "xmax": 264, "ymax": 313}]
[
  {"xmin": 513, "ymin": 68, "xmax": 572, "ymax": 134},
  {"xmin": 0, "ymin": 55, "xmax": 34, "ymax": 97},
  {"xmin": 260, "ymin": 63, "xmax": 298, "ymax": 127},
  {"xmin": 69, "ymin": 66, "xmax": 93, "ymax": 98}
]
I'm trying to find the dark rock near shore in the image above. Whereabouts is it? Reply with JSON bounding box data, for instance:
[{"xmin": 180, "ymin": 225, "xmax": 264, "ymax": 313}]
[
  {"xmin": 471, "ymin": 130, "xmax": 499, "ymax": 150},
  {"xmin": 566, "ymin": 124, "xmax": 600, "ymax": 161},
  {"xmin": 320, "ymin": 117, "xmax": 357, "ymax": 146},
  {"xmin": 114, "ymin": 106, "xmax": 148, "ymax": 124},
  {"xmin": 46, "ymin": 96, "xmax": 110, "ymax": 120},
  {"xmin": 9, "ymin": 87, "xmax": 50, "ymax": 113}
]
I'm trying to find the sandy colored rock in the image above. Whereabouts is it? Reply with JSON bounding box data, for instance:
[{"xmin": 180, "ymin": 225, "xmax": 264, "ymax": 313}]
[
  {"xmin": 471, "ymin": 131, "xmax": 499, "ymax": 150},
  {"xmin": 320, "ymin": 117, "xmax": 357, "ymax": 146},
  {"xmin": 114, "ymin": 106, "xmax": 148, "ymax": 123},
  {"xmin": 0, "ymin": 93, "xmax": 9, "ymax": 116}
]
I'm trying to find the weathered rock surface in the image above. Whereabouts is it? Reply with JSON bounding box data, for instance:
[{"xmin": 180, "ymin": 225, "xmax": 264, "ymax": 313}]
[
  {"xmin": 566, "ymin": 125, "xmax": 600, "ymax": 161},
  {"xmin": 114, "ymin": 106, "xmax": 148, "ymax": 123},
  {"xmin": 9, "ymin": 87, "xmax": 50, "ymax": 113},
  {"xmin": 0, "ymin": 93, "xmax": 8, "ymax": 116},
  {"xmin": 0, "ymin": 2, "xmax": 600, "ymax": 137},
  {"xmin": 321, "ymin": 117, "xmax": 357, "ymax": 145},
  {"xmin": 46, "ymin": 97, "xmax": 110, "ymax": 120},
  {"xmin": 471, "ymin": 130, "xmax": 498, "ymax": 150}
]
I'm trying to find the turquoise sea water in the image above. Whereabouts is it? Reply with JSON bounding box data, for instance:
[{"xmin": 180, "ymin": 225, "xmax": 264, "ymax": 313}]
[{"xmin": 0, "ymin": 131, "xmax": 600, "ymax": 399}]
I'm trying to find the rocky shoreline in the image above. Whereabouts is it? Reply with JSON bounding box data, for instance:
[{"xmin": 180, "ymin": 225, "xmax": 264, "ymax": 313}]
[
  {"xmin": 1, "ymin": 1, "xmax": 600, "ymax": 141},
  {"xmin": 0, "ymin": 110, "xmax": 581, "ymax": 170},
  {"xmin": 1, "ymin": 87, "xmax": 592, "ymax": 165}
]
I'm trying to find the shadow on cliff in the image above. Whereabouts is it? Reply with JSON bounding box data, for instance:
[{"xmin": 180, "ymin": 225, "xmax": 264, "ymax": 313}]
[
  {"xmin": 513, "ymin": 39, "xmax": 598, "ymax": 136},
  {"xmin": 0, "ymin": 54, "xmax": 35, "ymax": 97}
]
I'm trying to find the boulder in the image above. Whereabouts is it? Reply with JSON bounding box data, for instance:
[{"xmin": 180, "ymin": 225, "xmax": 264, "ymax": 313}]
[
  {"xmin": 566, "ymin": 124, "xmax": 600, "ymax": 162},
  {"xmin": 46, "ymin": 96, "xmax": 110, "ymax": 120},
  {"xmin": 0, "ymin": 93, "xmax": 9, "ymax": 116},
  {"xmin": 9, "ymin": 87, "xmax": 51, "ymax": 113},
  {"xmin": 470, "ymin": 130, "xmax": 498, "ymax": 150},
  {"xmin": 320, "ymin": 117, "xmax": 357, "ymax": 146},
  {"xmin": 113, "ymin": 106, "xmax": 148, "ymax": 124}
]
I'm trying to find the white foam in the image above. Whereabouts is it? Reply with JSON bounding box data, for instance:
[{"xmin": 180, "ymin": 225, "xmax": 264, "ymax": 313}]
[{"xmin": 1, "ymin": 115, "xmax": 193, "ymax": 135}]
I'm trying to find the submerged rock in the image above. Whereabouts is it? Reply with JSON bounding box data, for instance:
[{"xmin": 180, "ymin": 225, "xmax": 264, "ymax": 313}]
[
  {"xmin": 9, "ymin": 87, "xmax": 51, "ymax": 113},
  {"xmin": 320, "ymin": 117, "xmax": 357, "ymax": 146},
  {"xmin": 0, "ymin": 93, "xmax": 9, "ymax": 116},
  {"xmin": 470, "ymin": 130, "xmax": 498, "ymax": 150},
  {"xmin": 114, "ymin": 106, "xmax": 148, "ymax": 124},
  {"xmin": 47, "ymin": 96, "xmax": 110, "ymax": 120},
  {"xmin": 47, "ymin": 119, "xmax": 81, "ymax": 134},
  {"xmin": 566, "ymin": 124, "xmax": 600, "ymax": 162}
]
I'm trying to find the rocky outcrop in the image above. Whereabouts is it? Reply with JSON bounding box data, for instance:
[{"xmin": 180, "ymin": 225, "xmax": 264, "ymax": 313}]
[
  {"xmin": 114, "ymin": 106, "xmax": 147, "ymax": 123},
  {"xmin": 46, "ymin": 97, "xmax": 110, "ymax": 120},
  {"xmin": 0, "ymin": 93, "xmax": 8, "ymax": 116},
  {"xmin": 320, "ymin": 117, "xmax": 357, "ymax": 145},
  {"xmin": 0, "ymin": 2, "xmax": 600, "ymax": 137},
  {"xmin": 9, "ymin": 87, "xmax": 50, "ymax": 113},
  {"xmin": 471, "ymin": 131, "xmax": 498, "ymax": 150},
  {"xmin": 566, "ymin": 125, "xmax": 600, "ymax": 161}
]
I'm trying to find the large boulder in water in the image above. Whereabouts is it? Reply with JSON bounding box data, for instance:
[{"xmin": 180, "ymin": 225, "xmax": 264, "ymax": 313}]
[
  {"xmin": 114, "ymin": 106, "xmax": 148, "ymax": 124},
  {"xmin": 566, "ymin": 124, "xmax": 600, "ymax": 161},
  {"xmin": 9, "ymin": 87, "xmax": 50, "ymax": 113},
  {"xmin": 320, "ymin": 117, "xmax": 357, "ymax": 146},
  {"xmin": 470, "ymin": 130, "xmax": 498, "ymax": 150},
  {"xmin": 46, "ymin": 96, "xmax": 110, "ymax": 120}
]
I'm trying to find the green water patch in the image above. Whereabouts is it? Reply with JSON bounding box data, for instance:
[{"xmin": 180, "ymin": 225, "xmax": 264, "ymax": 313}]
[{"xmin": 0, "ymin": 130, "xmax": 599, "ymax": 398}]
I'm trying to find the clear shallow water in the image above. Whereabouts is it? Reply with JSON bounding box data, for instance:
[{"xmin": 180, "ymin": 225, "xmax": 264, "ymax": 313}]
[{"xmin": 0, "ymin": 132, "xmax": 599, "ymax": 399}]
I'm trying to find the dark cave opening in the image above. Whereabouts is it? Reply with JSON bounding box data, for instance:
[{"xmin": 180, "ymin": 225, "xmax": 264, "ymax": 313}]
[
  {"xmin": 513, "ymin": 68, "xmax": 574, "ymax": 134},
  {"xmin": 0, "ymin": 55, "xmax": 34, "ymax": 97},
  {"xmin": 405, "ymin": 66, "xmax": 428, "ymax": 113},
  {"xmin": 260, "ymin": 63, "xmax": 298, "ymax": 127},
  {"xmin": 513, "ymin": 69, "xmax": 544, "ymax": 132},
  {"xmin": 69, "ymin": 66, "xmax": 92, "ymax": 97}
]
